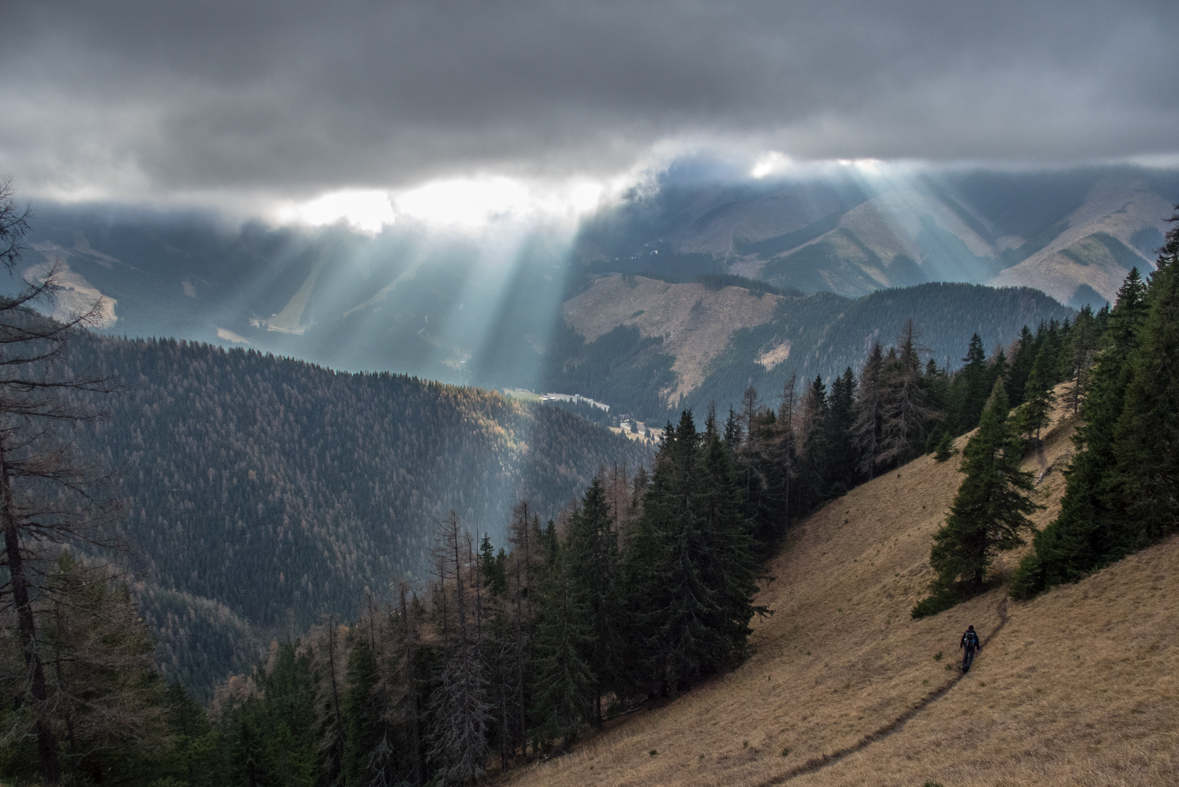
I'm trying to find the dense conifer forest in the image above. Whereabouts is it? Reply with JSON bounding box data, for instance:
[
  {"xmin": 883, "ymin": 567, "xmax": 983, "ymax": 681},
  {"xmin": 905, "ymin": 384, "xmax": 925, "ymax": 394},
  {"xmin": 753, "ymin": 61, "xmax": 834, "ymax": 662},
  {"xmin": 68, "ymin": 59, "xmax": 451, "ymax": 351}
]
[{"xmin": 54, "ymin": 336, "xmax": 649, "ymax": 694}]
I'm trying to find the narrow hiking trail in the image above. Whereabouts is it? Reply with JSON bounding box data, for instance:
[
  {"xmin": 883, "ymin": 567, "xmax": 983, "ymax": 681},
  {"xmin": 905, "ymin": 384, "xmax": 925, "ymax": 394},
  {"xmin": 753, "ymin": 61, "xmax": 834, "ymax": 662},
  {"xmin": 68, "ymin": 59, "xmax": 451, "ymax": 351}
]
[
  {"xmin": 504, "ymin": 395, "xmax": 1179, "ymax": 787},
  {"xmin": 757, "ymin": 596, "xmax": 1011, "ymax": 786}
]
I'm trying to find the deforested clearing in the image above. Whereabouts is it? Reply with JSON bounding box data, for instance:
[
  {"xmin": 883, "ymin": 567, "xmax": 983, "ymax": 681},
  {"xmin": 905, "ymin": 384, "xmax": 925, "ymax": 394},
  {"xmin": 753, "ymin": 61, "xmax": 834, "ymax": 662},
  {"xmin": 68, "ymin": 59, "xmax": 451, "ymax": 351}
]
[{"xmin": 505, "ymin": 387, "xmax": 1179, "ymax": 786}]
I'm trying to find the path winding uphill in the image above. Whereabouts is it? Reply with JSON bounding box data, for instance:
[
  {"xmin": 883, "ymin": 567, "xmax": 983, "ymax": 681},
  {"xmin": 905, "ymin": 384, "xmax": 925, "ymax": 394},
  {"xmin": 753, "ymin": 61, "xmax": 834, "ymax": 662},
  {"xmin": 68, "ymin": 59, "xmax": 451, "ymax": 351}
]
[{"xmin": 506, "ymin": 388, "xmax": 1179, "ymax": 787}]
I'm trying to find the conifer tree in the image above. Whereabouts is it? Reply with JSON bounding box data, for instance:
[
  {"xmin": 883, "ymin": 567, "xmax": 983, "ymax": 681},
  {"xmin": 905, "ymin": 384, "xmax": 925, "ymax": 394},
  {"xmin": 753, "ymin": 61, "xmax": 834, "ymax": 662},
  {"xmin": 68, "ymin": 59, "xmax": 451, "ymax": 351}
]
[
  {"xmin": 427, "ymin": 514, "xmax": 491, "ymax": 786},
  {"xmin": 529, "ymin": 541, "xmax": 593, "ymax": 749},
  {"xmin": 879, "ymin": 320, "xmax": 932, "ymax": 467},
  {"xmin": 343, "ymin": 633, "xmax": 390, "ymax": 787},
  {"xmin": 914, "ymin": 379, "xmax": 1038, "ymax": 616},
  {"xmin": 623, "ymin": 413, "xmax": 707, "ymax": 694},
  {"xmin": 396, "ymin": 583, "xmax": 424, "ymax": 786},
  {"xmin": 952, "ymin": 332, "xmax": 989, "ymax": 433},
  {"xmin": 313, "ymin": 616, "xmax": 348, "ymax": 787},
  {"xmin": 768, "ymin": 375, "xmax": 798, "ymax": 533},
  {"xmin": 1010, "ymin": 268, "xmax": 1149, "ymax": 598},
  {"xmin": 623, "ymin": 411, "xmax": 758, "ymax": 695},
  {"xmin": 0, "ymin": 178, "xmax": 117, "ymax": 785},
  {"xmin": 478, "ymin": 533, "xmax": 507, "ymax": 597},
  {"xmin": 1007, "ymin": 325, "xmax": 1037, "ymax": 406},
  {"xmin": 1063, "ymin": 305, "xmax": 1099, "ymax": 414},
  {"xmin": 735, "ymin": 386, "xmax": 771, "ymax": 540},
  {"xmin": 0, "ymin": 555, "xmax": 167, "ymax": 784},
  {"xmin": 696, "ymin": 411, "xmax": 760, "ymax": 658},
  {"xmin": 563, "ymin": 479, "xmax": 624, "ymax": 727},
  {"xmin": 987, "ymin": 346, "xmax": 1009, "ymax": 400},
  {"xmin": 825, "ymin": 367, "xmax": 857, "ymax": 493},
  {"xmin": 1108, "ymin": 213, "xmax": 1179, "ymax": 547},
  {"xmin": 1009, "ymin": 361, "xmax": 1055, "ymax": 446},
  {"xmin": 504, "ymin": 501, "xmax": 542, "ymax": 757},
  {"xmin": 851, "ymin": 342, "xmax": 886, "ymax": 479},
  {"xmin": 796, "ymin": 375, "xmax": 829, "ymax": 507},
  {"xmin": 933, "ymin": 432, "xmax": 954, "ymax": 462}
]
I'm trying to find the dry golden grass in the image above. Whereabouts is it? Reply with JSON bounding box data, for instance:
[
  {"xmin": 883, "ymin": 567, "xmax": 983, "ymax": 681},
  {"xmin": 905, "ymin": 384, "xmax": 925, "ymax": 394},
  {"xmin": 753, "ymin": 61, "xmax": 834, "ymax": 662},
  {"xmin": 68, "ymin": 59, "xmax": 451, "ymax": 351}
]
[
  {"xmin": 561, "ymin": 275, "xmax": 782, "ymax": 403},
  {"xmin": 503, "ymin": 388, "xmax": 1179, "ymax": 786}
]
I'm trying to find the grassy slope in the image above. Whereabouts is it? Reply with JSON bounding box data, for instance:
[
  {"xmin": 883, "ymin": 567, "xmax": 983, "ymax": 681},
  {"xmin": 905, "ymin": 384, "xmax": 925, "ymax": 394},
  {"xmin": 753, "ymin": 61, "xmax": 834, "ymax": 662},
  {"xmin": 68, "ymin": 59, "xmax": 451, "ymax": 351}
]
[{"xmin": 505, "ymin": 388, "xmax": 1179, "ymax": 786}]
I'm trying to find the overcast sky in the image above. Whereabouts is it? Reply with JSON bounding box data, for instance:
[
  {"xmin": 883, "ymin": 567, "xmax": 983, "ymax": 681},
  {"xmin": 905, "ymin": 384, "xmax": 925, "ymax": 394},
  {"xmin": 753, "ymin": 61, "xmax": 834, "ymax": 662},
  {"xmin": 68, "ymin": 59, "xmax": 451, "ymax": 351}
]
[{"xmin": 3, "ymin": 0, "xmax": 1178, "ymax": 220}]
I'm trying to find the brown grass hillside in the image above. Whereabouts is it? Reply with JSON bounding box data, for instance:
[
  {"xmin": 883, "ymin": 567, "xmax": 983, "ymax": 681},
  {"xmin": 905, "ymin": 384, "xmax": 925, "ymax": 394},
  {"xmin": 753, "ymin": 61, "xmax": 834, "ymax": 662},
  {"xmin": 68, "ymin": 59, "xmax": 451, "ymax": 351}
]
[
  {"xmin": 561, "ymin": 275, "xmax": 782, "ymax": 405},
  {"xmin": 504, "ymin": 388, "xmax": 1179, "ymax": 786}
]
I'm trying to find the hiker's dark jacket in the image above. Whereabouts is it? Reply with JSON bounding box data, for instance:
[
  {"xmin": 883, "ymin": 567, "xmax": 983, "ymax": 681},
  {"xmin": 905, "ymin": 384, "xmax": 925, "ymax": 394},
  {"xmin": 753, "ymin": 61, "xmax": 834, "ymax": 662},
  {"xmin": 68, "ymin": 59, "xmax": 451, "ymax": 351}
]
[{"xmin": 960, "ymin": 630, "xmax": 980, "ymax": 651}]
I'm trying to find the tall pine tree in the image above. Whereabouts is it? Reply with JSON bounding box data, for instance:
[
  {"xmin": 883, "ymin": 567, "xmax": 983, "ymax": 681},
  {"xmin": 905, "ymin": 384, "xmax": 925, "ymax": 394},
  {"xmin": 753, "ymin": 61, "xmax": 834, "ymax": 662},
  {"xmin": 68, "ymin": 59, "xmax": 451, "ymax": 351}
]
[
  {"xmin": 1010, "ymin": 268, "xmax": 1150, "ymax": 598},
  {"xmin": 914, "ymin": 378, "xmax": 1038, "ymax": 617}
]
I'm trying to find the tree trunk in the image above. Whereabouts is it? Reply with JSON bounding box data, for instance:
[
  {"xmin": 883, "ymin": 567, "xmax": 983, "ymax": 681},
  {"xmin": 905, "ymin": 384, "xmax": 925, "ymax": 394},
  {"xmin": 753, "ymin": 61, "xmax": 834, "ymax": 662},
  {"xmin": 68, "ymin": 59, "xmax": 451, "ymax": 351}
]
[
  {"xmin": 398, "ymin": 585, "xmax": 423, "ymax": 787},
  {"xmin": 2, "ymin": 456, "xmax": 61, "ymax": 785}
]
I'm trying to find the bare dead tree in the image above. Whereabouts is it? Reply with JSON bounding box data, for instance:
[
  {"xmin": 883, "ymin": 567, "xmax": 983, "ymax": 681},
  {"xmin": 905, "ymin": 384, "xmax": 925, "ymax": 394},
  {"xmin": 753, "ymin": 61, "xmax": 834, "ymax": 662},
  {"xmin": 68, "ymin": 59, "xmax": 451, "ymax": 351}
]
[
  {"xmin": 774, "ymin": 373, "xmax": 799, "ymax": 529},
  {"xmin": 0, "ymin": 554, "xmax": 164, "ymax": 778},
  {"xmin": 427, "ymin": 512, "xmax": 491, "ymax": 786},
  {"xmin": 396, "ymin": 582, "xmax": 423, "ymax": 786},
  {"xmin": 313, "ymin": 614, "xmax": 347, "ymax": 787},
  {"xmin": 879, "ymin": 320, "xmax": 934, "ymax": 467},
  {"xmin": 0, "ymin": 178, "xmax": 118, "ymax": 785}
]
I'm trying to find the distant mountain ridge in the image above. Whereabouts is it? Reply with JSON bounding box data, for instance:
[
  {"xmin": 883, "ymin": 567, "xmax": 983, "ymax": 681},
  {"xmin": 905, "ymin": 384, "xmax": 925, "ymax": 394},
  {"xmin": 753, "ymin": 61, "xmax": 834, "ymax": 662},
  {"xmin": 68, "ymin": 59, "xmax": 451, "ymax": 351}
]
[
  {"xmin": 550, "ymin": 276, "xmax": 1074, "ymax": 419},
  {"xmin": 18, "ymin": 164, "xmax": 1176, "ymax": 421},
  {"xmin": 577, "ymin": 166, "xmax": 1178, "ymax": 309}
]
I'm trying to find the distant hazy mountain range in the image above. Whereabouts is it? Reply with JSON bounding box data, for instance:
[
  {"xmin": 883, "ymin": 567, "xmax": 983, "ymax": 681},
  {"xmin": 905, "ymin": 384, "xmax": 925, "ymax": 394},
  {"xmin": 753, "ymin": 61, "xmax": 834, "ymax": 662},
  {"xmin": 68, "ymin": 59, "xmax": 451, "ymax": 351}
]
[
  {"xmin": 21, "ymin": 164, "xmax": 1176, "ymax": 419},
  {"xmin": 576, "ymin": 164, "xmax": 1178, "ymax": 308}
]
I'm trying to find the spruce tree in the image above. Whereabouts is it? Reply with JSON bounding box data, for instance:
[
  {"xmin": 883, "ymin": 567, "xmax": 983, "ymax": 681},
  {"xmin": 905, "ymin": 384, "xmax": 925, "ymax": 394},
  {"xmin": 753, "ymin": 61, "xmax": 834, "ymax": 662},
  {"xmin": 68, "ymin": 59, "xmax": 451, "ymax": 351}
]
[
  {"xmin": 623, "ymin": 410, "xmax": 758, "ymax": 695},
  {"xmin": 933, "ymin": 432, "xmax": 955, "ymax": 462},
  {"xmin": 343, "ymin": 634, "xmax": 389, "ymax": 787},
  {"xmin": 696, "ymin": 411, "xmax": 760, "ymax": 659},
  {"xmin": 914, "ymin": 378, "xmax": 1038, "ymax": 616},
  {"xmin": 427, "ymin": 515, "xmax": 491, "ymax": 786},
  {"xmin": 563, "ymin": 478, "xmax": 624, "ymax": 727},
  {"xmin": 530, "ymin": 542, "xmax": 593, "ymax": 749},
  {"xmin": 795, "ymin": 375, "xmax": 829, "ymax": 509},
  {"xmin": 1062, "ymin": 305, "xmax": 1099, "ymax": 415},
  {"xmin": 953, "ymin": 332, "xmax": 989, "ymax": 433},
  {"xmin": 1007, "ymin": 325, "xmax": 1037, "ymax": 406},
  {"xmin": 1009, "ymin": 361, "xmax": 1055, "ymax": 446},
  {"xmin": 825, "ymin": 367, "xmax": 857, "ymax": 494},
  {"xmin": 765, "ymin": 376, "xmax": 797, "ymax": 539},
  {"xmin": 1108, "ymin": 212, "xmax": 1179, "ymax": 547},
  {"xmin": 623, "ymin": 412, "xmax": 715, "ymax": 694},
  {"xmin": 1010, "ymin": 268, "xmax": 1149, "ymax": 598},
  {"xmin": 851, "ymin": 342, "xmax": 886, "ymax": 479}
]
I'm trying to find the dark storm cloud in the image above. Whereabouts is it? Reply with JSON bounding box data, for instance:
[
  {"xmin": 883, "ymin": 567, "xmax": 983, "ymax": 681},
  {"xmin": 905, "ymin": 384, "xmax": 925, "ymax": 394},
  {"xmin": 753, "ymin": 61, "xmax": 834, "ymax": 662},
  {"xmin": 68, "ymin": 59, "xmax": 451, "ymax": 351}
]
[{"xmin": 2, "ymin": 0, "xmax": 1177, "ymax": 202}]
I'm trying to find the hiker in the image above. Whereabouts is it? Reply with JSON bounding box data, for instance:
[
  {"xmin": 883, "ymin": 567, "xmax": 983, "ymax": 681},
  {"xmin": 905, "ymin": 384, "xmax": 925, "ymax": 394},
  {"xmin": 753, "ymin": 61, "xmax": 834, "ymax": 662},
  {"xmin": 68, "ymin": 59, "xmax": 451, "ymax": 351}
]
[{"xmin": 960, "ymin": 625, "xmax": 981, "ymax": 672}]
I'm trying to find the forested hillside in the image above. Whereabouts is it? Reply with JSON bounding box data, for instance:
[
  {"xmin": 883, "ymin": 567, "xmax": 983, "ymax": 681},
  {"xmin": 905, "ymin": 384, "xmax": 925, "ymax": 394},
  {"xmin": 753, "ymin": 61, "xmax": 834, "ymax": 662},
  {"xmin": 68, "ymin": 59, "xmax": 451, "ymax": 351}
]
[
  {"xmin": 553, "ymin": 277, "xmax": 1074, "ymax": 420},
  {"xmin": 65, "ymin": 337, "xmax": 649, "ymax": 692}
]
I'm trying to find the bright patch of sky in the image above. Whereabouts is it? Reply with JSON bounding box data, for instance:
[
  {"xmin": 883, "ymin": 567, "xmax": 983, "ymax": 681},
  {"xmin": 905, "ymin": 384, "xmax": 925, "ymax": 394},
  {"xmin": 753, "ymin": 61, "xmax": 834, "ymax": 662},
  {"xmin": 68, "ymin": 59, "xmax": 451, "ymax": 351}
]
[
  {"xmin": 751, "ymin": 152, "xmax": 795, "ymax": 179},
  {"xmin": 272, "ymin": 176, "xmax": 611, "ymax": 234},
  {"xmin": 276, "ymin": 190, "xmax": 396, "ymax": 233},
  {"xmin": 394, "ymin": 176, "xmax": 605, "ymax": 230}
]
